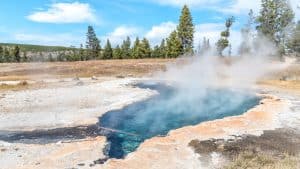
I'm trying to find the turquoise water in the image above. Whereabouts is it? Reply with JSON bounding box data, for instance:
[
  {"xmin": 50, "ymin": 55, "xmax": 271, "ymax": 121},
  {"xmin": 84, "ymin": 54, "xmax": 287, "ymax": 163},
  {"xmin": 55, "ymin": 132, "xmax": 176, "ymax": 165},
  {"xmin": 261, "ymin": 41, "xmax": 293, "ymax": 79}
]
[{"xmin": 99, "ymin": 83, "xmax": 259, "ymax": 159}]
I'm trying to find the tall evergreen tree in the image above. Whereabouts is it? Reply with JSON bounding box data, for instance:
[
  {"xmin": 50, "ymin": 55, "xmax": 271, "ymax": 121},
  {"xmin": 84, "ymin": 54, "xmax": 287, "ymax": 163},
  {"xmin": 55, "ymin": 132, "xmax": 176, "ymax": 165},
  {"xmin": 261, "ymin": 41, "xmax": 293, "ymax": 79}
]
[
  {"xmin": 13, "ymin": 45, "xmax": 20, "ymax": 62},
  {"xmin": 256, "ymin": 0, "xmax": 294, "ymax": 55},
  {"xmin": 0, "ymin": 46, "xmax": 3, "ymax": 62},
  {"xmin": 199, "ymin": 37, "xmax": 211, "ymax": 55},
  {"xmin": 151, "ymin": 45, "xmax": 160, "ymax": 58},
  {"xmin": 158, "ymin": 39, "xmax": 166, "ymax": 58},
  {"xmin": 22, "ymin": 51, "xmax": 28, "ymax": 62},
  {"xmin": 121, "ymin": 36, "xmax": 131, "ymax": 59},
  {"xmin": 79, "ymin": 44, "xmax": 85, "ymax": 61},
  {"xmin": 113, "ymin": 45, "xmax": 122, "ymax": 59},
  {"xmin": 140, "ymin": 38, "xmax": 151, "ymax": 58},
  {"xmin": 216, "ymin": 16, "xmax": 235, "ymax": 56},
  {"xmin": 177, "ymin": 5, "xmax": 194, "ymax": 54},
  {"xmin": 287, "ymin": 21, "xmax": 300, "ymax": 55},
  {"xmin": 4, "ymin": 48, "xmax": 10, "ymax": 62},
  {"xmin": 239, "ymin": 10, "xmax": 255, "ymax": 55},
  {"xmin": 103, "ymin": 39, "xmax": 113, "ymax": 59},
  {"xmin": 166, "ymin": 31, "xmax": 182, "ymax": 58},
  {"xmin": 132, "ymin": 37, "xmax": 142, "ymax": 59},
  {"xmin": 86, "ymin": 26, "xmax": 101, "ymax": 59}
]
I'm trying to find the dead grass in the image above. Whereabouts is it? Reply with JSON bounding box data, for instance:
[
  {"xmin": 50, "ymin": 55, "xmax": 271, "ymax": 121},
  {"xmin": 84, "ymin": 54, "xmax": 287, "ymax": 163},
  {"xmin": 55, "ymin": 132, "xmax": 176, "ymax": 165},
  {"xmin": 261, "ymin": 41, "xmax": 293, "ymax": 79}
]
[
  {"xmin": 224, "ymin": 152, "xmax": 299, "ymax": 169},
  {"xmin": 0, "ymin": 59, "xmax": 173, "ymax": 81}
]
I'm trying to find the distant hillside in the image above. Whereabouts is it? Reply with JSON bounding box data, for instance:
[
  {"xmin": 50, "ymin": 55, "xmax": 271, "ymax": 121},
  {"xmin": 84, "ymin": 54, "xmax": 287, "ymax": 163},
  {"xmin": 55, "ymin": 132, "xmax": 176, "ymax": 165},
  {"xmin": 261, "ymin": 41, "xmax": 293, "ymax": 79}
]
[{"xmin": 0, "ymin": 43, "xmax": 76, "ymax": 52}]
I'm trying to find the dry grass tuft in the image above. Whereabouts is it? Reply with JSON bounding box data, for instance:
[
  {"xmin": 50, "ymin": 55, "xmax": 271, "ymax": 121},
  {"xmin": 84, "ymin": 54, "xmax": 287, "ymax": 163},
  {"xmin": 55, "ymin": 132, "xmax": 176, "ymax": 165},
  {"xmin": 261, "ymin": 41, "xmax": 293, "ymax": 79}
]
[{"xmin": 224, "ymin": 152, "xmax": 299, "ymax": 169}]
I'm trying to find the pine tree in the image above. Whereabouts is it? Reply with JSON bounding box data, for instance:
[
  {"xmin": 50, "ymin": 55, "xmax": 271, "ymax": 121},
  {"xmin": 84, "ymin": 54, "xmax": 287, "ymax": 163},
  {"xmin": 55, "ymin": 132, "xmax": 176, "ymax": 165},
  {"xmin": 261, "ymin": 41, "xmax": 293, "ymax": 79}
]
[
  {"xmin": 257, "ymin": 0, "xmax": 294, "ymax": 55},
  {"xmin": 199, "ymin": 37, "xmax": 211, "ymax": 55},
  {"xmin": 23, "ymin": 51, "xmax": 28, "ymax": 62},
  {"xmin": 4, "ymin": 48, "xmax": 10, "ymax": 62},
  {"xmin": 121, "ymin": 36, "xmax": 131, "ymax": 59},
  {"xmin": 177, "ymin": 5, "xmax": 194, "ymax": 54},
  {"xmin": 0, "ymin": 46, "xmax": 3, "ymax": 62},
  {"xmin": 216, "ymin": 16, "xmax": 235, "ymax": 56},
  {"xmin": 239, "ymin": 10, "xmax": 255, "ymax": 55},
  {"xmin": 79, "ymin": 44, "xmax": 85, "ymax": 61},
  {"xmin": 151, "ymin": 45, "xmax": 160, "ymax": 58},
  {"xmin": 103, "ymin": 39, "xmax": 113, "ymax": 59},
  {"xmin": 287, "ymin": 21, "xmax": 300, "ymax": 55},
  {"xmin": 140, "ymin": 38, "xmax": 151, "ymax": 58},
  {"xmin": 13, "ymin": 45, "xmax": 20, "ymax": 62},
  {"xmin": 166, "ymin": 31, "xmax": 182, "ymax": 58},
  {"xmin": 159, "ymin": 39, "xmax": 166, "ymax": 58},
  {"xmin": 86, "ymin": 26, "xmax": 101, "ymax": 59},
  {"xmin": 132, "ymin": 37, "xmax": 142, "ymax": 59},
  {"xmin": 113, "ymin": 45, "xmax": 122, "ymax": 59}
]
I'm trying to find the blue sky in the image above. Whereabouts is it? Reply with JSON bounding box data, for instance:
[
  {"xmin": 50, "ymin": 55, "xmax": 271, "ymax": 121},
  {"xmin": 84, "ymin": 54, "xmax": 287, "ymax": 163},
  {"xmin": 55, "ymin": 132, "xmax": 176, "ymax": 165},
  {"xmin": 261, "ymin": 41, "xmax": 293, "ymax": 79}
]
[{"xmin": 0, "ymin": 0, "xmax": 299, "ymax": 50}]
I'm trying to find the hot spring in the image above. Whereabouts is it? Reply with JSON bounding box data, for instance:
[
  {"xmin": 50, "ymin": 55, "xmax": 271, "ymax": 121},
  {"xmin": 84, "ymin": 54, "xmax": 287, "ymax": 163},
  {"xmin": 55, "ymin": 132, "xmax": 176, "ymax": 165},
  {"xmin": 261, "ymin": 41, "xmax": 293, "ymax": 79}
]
[
  {"xmin": 0, "ymin": 82, "xmax": 260, "ymax": 160},
  {"xmin": 99, "ymin": 82, "xmax": 260, "ymax": 159}
]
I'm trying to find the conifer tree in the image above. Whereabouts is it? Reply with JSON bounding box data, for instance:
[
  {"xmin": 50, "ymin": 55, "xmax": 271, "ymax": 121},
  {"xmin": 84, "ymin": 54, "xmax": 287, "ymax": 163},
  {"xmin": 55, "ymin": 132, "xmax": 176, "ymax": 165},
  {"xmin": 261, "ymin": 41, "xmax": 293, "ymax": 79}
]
[
  {"xmin": 132, "ymin": 37, "xmax": 142, "ymax": 59},
  {"xmin": 177, "ymin": 5, "xmax": 194, "ymax": 54},
  {"xmin": 287, "ymin": 21, "xmax": 300, "ymax": 55},
  {"xmin": 140, "ymin": 38, "xmax": 151, "ymax": 58},
  {"xmin": 23, "ymin": 51, "xmax": 28, "ymax": 62},
  {"xmin": 103, "ymin": 39, "xmax": 113, "ymax": 59},
  {"xmin": 239, "ymin": 10, "xmax": 255, "ymax": 55},
  {"xmin": 13, "ymin": 45, "xmax": 20, "ymax": 62},
  {"xmin": 113, "ymin": 45, "xmax": 122, "ymax": 59},
  {"xmin": 216, "ymin": 16, "xmax": 235, "ymax": 56},
  {"xmin": 4, "ymin": 48, "xmax": 10, "ymax": 62},
  {"xmin": 151, "ymin": 45, "xmax": 160, "ymax": 58},
  {"xmin": 86, "ymin": 26, "xmax": 101, "ymax": 59},
  {"xmin": 159, "ymin": 39, "xmax": 166, "ymax": 58},
  {"xmin": 0, "ymin": 46, "xmax": 3, "ymax": 62},
  {"xmin": 121, "ymin": 36, "xmax": 131, "ymax": 59},
  {"xmin": 166, "ymin": 31, "xmax": 182, "ymax": 58},
  {"xmin": 79, "ymin": 44, "xmax": 85, "ymax": 61},
  {"xmin": 256, "ymin": 0, "xmax": 294, "ymax": 55}
]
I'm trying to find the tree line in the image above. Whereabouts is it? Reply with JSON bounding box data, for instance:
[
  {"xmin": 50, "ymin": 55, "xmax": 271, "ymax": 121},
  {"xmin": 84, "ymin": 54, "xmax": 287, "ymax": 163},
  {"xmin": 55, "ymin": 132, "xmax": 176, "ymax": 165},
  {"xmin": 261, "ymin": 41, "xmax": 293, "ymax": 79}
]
[{"xmin": 0, "ymin": 0, "xmax": 299, "ymax": 63}]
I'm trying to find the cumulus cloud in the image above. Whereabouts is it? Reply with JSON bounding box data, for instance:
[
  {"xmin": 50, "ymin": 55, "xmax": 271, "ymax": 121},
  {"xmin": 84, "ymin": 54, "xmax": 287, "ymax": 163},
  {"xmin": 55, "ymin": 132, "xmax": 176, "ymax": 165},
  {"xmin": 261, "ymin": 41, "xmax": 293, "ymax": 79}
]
[
  {"xmin": 101, "ymin": 26, "xmax": 142, "ymax": 46},
  {"xmin": 151, "ymin": 0, "xmax": 223, "ymax": 7},
  {"xmin": 14, "ymin": 33, "xmax": 83, "ymax": 46},
  {"xmin": 27, "ymin": 2, "xmax": 97, "ymax": 24},
  {"xmin": 145, "ymin": 22, "xmax": 177, "ymax": 45}
]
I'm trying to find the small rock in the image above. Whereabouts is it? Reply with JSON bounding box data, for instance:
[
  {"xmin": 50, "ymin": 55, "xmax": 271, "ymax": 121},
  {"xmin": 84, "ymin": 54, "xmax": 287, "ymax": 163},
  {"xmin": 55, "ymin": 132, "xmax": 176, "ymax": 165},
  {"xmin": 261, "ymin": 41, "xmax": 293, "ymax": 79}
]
[
  {"xmin": 77, "ymin": 163, "xmax": 85, "ymax": 166},
  {"xmin": 116, "ymin": 75, "xmax": 125, "ymax": 79},
  {"xmin": 76, "ymin": 81, "xmax": 84, "ymax": 86},
  {"xmin": 94, "ymin": 158, "xmax": 108, "ymax": 165},
  {"xmin": 91, "ymin": 76, "xmax": 98, "ymax": 80},
  {"xmin": 73, "ymin": 77, "xmax": 80, "ymax": 81}
]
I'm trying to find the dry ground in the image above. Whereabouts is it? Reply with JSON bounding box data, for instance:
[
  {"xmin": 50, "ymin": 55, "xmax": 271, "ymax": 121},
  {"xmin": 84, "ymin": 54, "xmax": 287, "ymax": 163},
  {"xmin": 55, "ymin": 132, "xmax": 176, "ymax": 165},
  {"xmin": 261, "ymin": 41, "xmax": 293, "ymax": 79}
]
[{"xmin": 0, "ymin": 59, "xmax": 173, "ymax": 81}]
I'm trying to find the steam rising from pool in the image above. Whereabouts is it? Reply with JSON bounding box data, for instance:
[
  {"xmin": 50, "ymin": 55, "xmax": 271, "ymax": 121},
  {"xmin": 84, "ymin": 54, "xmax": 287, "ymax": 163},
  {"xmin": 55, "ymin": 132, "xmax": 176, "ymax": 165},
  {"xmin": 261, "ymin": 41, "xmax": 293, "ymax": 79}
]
[{"xmin": 99, "ymin": 83, "xmax": 259, "ymax": 159}]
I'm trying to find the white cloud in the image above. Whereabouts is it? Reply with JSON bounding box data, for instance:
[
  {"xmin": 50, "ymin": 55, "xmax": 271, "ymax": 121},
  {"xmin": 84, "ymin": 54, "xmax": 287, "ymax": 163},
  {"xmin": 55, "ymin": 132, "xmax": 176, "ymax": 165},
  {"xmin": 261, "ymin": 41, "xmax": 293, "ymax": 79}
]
[
  {"xmin": 101, "ymin": 26, "xmax": 141, "ymax": 46},
  {"xmin": 14, "ymin": 33, "xmax": 83, "ymax": 46},
  {"xmin": 145, "ymin": 22, "xmax": 177, "ymax": 45},
  {"xmin": 151, "ymin": 0, "xmax": 222, "ymax": 7},
  {"xmin": 27, "ymin": 2, "xmax": 97, "ymax": 24},
  {"xmin": 220, "ymin": 0, "xmax": 260, "ymax": 14}
]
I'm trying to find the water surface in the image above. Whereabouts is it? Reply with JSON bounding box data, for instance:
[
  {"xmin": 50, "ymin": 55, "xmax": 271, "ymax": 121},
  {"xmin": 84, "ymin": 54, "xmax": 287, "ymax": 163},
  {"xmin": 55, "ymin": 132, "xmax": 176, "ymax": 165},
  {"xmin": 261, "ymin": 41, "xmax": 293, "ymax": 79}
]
[{"xmin": 99, "ymin": 83, "xmax": 260, "ymax": 158}]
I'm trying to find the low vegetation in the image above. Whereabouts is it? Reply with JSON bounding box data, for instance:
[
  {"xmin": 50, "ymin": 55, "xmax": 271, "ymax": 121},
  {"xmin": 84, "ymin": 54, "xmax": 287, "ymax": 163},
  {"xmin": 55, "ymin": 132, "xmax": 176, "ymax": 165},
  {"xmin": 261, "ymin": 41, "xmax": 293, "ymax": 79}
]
[{"xmin": 224, "ymin": 152, "xmax": 299, "ymax": 169}]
